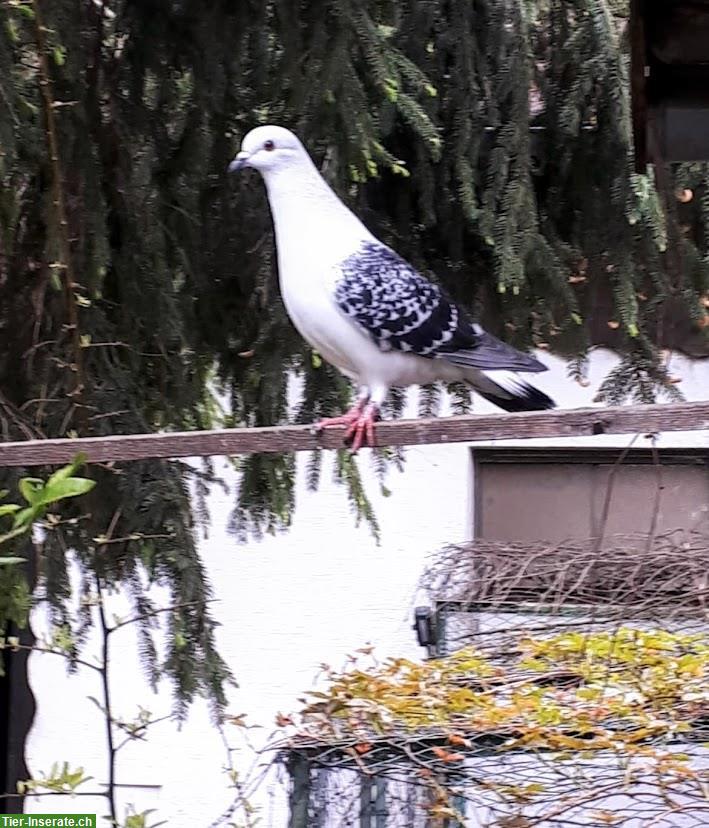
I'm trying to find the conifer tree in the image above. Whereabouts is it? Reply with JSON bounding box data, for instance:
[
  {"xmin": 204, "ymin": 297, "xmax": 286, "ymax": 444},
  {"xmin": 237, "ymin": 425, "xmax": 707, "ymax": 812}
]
[{"xmin": 0, "ymin": 0, "xmax": 707, "ymax": 717}]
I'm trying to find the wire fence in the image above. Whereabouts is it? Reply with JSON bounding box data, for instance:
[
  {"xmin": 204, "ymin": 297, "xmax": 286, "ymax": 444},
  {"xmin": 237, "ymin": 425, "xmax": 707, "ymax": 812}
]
[{"xmin": 269, "ymin": 524, "xmax": 709, "ymax": 827}]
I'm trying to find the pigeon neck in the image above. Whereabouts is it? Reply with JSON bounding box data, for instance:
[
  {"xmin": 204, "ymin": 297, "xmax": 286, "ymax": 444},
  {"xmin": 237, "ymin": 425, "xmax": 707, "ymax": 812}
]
[
  {"xmin": 263, "ymin": 163, "xmax": 370, "ymax": 257},
  {"xmin": 263, "ymin": 163, "xmax": 344, "ymax": 213}
]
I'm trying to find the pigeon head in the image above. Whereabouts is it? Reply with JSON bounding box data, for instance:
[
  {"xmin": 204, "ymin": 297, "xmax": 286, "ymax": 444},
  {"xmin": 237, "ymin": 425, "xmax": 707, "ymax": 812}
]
[{"xmin": 228, "ymin": 125, "xmax": 307, "ymax": 175}]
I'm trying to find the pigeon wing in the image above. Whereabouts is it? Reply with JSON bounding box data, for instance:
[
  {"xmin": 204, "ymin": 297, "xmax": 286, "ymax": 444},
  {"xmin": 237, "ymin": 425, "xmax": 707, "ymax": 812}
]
[{"xmin": 334, "ymin": 241, "xmax": 546, "ymax": 373}]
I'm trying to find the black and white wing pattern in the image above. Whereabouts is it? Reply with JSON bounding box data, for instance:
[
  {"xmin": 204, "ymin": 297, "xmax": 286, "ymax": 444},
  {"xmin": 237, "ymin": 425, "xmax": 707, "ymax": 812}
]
[
  {"xmin": 335, "ymin": 241, "xmax": 475, "ymax": 356},
  {"xmin": 334, "ymin": 241, "xmax": 546, "ymax": 373}
]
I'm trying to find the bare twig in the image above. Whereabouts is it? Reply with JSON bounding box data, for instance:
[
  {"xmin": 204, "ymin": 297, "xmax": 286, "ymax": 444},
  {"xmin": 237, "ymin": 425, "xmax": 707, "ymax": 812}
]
[{"xmin": 94, "ymin": 506, "xmax": 122, "ymax": 825}]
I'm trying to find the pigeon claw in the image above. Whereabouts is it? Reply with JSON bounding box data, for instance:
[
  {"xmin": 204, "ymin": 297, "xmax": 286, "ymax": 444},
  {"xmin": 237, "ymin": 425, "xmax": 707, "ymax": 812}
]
[
  {"xmin": 316, "ymin": 403, "xmax": 364, "ymax": 430},
  {"xmin": 316, "ymin": 402, "xmax": 380, "ymax": 452},
  {"xmin": 344, "ymin": 404, "xmax": 380, "ymax": 453}
]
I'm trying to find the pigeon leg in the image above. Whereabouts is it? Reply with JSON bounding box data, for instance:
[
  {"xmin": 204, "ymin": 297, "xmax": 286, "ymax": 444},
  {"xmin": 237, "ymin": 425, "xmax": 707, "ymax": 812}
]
[
  {"xmin": 345, "ymin": 403, "xmax": 380, "ymax": 452},
  {"xmin": 317, "ymin": 388, "xmax": 370, "ymax": 430}
]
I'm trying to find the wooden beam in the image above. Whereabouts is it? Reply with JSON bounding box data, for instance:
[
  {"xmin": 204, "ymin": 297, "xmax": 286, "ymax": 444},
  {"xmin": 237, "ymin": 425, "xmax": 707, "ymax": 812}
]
[{"xmin": 0, "ymin": 401, "xmax": 708, "ymax": 467}]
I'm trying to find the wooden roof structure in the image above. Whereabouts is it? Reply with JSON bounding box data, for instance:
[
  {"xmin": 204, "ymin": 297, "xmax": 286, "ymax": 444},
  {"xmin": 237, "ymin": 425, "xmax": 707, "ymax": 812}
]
[{"xmin": 631, "ymin": 0, "xmax": 709, "ymax": 170}]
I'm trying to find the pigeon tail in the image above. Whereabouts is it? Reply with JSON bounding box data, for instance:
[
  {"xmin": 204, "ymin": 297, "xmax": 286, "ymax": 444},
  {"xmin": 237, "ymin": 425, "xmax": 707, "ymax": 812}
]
[{"xmin": 471, "ymin": 369, "xmax": 556, "ymax": 412}]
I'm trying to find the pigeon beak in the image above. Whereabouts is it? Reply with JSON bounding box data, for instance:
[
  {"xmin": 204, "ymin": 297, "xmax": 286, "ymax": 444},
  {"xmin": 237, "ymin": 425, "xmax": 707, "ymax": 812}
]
[{"xmin": 228, "ymin": 151, "xmax": 250, "ymax": 173}]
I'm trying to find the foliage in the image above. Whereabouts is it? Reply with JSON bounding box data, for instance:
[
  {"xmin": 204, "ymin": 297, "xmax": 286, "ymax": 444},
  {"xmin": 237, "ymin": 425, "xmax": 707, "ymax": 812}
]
[
  {"xmin": 0, "ymin": 457, "xmax": 95, "ymax": 638},
  {"xmin": 274, "ymin": 629, "xmax": 709, "ymax": 825},
  {"xmin": 282, "ymin": 629, "xmax": 709, "ymax": 744},
  {"xmin": 0, "ymin": 566, "xmax": 30, "ymax": 631},
  {"xmin": 121, "ymin": 807, "xmax": 166, "ymax": 828},
  {"xmin": 0, "ymin": 454, "xmax": 95, "ymax": 548},
  {"xmin": 10, "ymin": 593, "xmax": 234, "ymax": 826},
  {"xmin": 0, "ymin": 463, "xmax": 228, "ymax": 824},
  {"xmin": 16, "ymin": 761, "xmax": 92, "ymax": 796}
]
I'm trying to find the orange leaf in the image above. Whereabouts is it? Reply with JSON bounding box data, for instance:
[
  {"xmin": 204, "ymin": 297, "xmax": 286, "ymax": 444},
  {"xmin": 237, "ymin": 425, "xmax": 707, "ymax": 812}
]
[
  {"xmin": 590, "ymin": 811, "xmax": 621, "ymax": 824},
  {"xmin": 448, "ymin": 733, "xmax": 470, "ymax": 748},
  {"xmin": 498, "ymin": 818, "xmax": 532, "ymax": 828},
  {"xmin": 432, "ymin": 746, "xmax": 464, "ymax": 762},
  {"xmin": 354, "ymin": 742, "xmax": 372, "ymax": 755},
  {"xmin": 275, "ymin": 712, "xmax": 294, "ymax": 727}
]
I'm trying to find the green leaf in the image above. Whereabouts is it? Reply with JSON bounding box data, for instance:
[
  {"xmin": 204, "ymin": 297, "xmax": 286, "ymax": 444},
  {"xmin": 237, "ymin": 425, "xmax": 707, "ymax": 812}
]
[
  {"xmin": 377, "ymin": 24, "xmax": 396, "ymax": 39},
  {"xmin": 0, "ymin": 526, "xmax": 28, "ymax": 544},
  {"xmin": 50, "ymin": 625, "xmax": 74, "ymax": 653},
  {"xmin": 0, "ymin": 557, "xmax": 25, "ymax": 566},
  {"xmin": 37, "ymin": 476, "xmax": 96, "ymax": 507},
  {"xmin": 0, "ymin": 505, "xmax": 21, "ymax": 517},
  {"xmin": 11, "ymin": 507, "xmax": 37, "ymax": 531},
  {"xmin": 15, "ymin": 3, "xmax": 36, "ymax": 19},
  {"xmin": 5, "ymin": 18, "xmax": 20, "ymax": 43},
  {"xmin": 383, "ymin": 78, "xmax": 399, "ymax": 103},
  {"xmin": 18, "ymin": 478, "xmax": 43, "ymax": 506},
  {"xmin": 45, "ymin": 454, "xmax": 87, "ymax": 488},
  {"xmin": 52, "ymin": 45, "xmax": 66, "ymax": 66},
  {"xmin": 49, "ymin": 269, "xmax": 63, "ymax": 290}
]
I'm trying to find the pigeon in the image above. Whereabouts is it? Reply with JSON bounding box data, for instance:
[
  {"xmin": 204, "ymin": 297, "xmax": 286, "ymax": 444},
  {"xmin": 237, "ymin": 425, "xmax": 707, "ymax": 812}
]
[{"xmin": 229, "ymin": 125, "xmax": 555, "ymax": 451}]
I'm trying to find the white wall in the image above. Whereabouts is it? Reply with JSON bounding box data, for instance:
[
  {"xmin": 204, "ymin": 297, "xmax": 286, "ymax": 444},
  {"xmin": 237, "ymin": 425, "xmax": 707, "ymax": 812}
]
[{"xmin": 24, "ymin": 348, "xmax": 709, "ymax": 826}]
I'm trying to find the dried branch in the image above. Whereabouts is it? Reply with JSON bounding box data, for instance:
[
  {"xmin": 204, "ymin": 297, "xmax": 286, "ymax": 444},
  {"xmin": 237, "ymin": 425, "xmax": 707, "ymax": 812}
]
[{"xmin": 31, "ymin": 0, "xmax": 85, "ymax": 428}]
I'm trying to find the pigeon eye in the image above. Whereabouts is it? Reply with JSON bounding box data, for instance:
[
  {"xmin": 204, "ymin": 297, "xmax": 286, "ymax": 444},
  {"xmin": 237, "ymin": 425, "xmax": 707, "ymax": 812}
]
[{"xmin": 263, "ymin": 140, "xmax": 275, "ymax": 152}]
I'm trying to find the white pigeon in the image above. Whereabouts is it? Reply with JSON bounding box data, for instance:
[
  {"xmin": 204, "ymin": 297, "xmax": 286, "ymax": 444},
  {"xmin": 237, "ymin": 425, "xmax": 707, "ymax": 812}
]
[{"xmin": 229, "ymin": 125, "xmax": 554, "ymax": 451}]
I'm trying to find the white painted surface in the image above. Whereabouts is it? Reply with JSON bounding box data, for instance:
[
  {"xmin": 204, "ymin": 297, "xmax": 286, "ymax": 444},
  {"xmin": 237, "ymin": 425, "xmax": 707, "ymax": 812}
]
[{"xmin": 24, "ymin": 348, "xmax": 709, "ymax": 825}]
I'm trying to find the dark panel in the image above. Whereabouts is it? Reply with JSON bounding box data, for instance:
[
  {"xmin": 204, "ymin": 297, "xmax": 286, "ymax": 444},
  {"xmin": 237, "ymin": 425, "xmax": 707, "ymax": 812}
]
[
  {"xmin": 590, "ymin": 464, "xmax": 709, "ymax": 537},
  {"xmin": 473, "ymin": 448, "xmax": 709, "ymax": 543},
  {"xmin": 476, "ymin": 464, "xmax": 594, "ymax": 543},
  {"xmin": 631, "ymin": 0, "xmax": 709, "ymax": 166}
]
